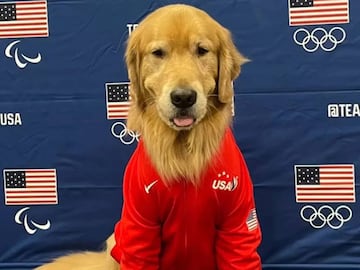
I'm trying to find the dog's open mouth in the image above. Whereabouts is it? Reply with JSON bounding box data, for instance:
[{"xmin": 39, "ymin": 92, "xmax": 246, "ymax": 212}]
[{"xmin": 172, "ymin": 116, "xmax": 195, "ymax": 128}]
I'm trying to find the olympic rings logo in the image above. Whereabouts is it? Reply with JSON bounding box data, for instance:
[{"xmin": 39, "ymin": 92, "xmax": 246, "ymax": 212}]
[
  {"xmin": 111, "ymin": 121, "xmax": 140, "ymax": 145},
  {"xmin": 293, "ymin": 27, "xmax": 346, "ymax": 53},
  {"xmin": 300, "ymin": 205, "xmax": 352, "ymax": 230}
]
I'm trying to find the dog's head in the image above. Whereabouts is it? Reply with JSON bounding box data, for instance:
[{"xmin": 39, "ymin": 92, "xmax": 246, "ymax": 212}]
[{"xmin": 126, "ymin": 4, "xmax": 247, "ymax": 132}]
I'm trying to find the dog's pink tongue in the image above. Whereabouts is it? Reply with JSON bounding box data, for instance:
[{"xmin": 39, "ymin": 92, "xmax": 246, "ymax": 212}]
[{"xmin": 173, "ymin": 117, "xmax": 194, "ymax": 127}]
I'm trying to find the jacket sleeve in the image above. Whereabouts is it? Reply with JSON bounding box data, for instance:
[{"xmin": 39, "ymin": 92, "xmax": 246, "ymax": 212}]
[
  {"xmin": 216, "ymin": 152, "xmax": 262, "ymax": 270},
  {"xmin": 111, "ymin": 151, "xmax": 161, "ymax": 270}
]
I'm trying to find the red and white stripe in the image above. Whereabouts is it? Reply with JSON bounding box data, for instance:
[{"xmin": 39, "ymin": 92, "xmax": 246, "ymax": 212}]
[
  {"xmin": 289, "ymin": 0, "xmax": 349, "ymax": 26},
  {"xmin": 0, "ymin": 0, "xmax": 48, "ymax": 38},
  {"xmin": 4, "ymin": 169, "xmax": 58, "ymax": 205}
]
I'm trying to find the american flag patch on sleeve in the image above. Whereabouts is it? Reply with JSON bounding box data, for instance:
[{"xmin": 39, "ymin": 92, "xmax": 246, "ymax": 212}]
[{"xmin": 246, "ymin": 208, "xmax": 258, "ymax": 231}]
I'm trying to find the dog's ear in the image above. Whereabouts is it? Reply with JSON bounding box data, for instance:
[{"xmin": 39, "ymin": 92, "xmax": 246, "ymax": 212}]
[
  {"xmin": 125, "ymin": 30, "xmax": 147, "ymax": 132},
  {"xmin": 217, "ymin": 28, "xmax": 249, "ymax": 104},
  {"xmin": 125, "ymin": 30, "xmax": 145, "ymax": 110}
]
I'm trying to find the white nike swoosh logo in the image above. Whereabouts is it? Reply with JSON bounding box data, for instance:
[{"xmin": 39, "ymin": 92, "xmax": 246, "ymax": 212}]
[{"xmin": 144, "ymin": 180, "xmax": 158, "ymax": 194}]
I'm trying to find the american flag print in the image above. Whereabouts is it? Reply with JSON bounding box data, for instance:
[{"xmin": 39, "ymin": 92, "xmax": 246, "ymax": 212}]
[
  {"xmin": 295, "ymin": 164, "xmax": 355, "ymax": 203},
  {"xmin": 3, "ymin": 169, "xmax": 58, "ymax": 205},
  {"xmin": 106, "ymin": 82, "xmax": 131, "ymax": 120},
  {"xmin": 288, "ymin": 0, "xmax": 349, "ymax": 26},
  {"xmin": 0, "ymin": 0, "xmax": 48, "ymax": 39},
  {"xmin": 246, "ymin": 208, "xmax": 258, "ymax": 231}
]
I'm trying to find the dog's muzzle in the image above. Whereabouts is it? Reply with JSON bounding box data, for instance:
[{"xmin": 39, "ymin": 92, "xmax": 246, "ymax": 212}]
[{"xmin": 170, "ymin": 89, "xmax": 197, "ymax": 128}]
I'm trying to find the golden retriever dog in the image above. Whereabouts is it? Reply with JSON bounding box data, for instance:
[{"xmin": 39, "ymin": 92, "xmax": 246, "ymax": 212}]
[{"xmin": 36, "ymin": 4, "xmax": 261, "ymax": 270}]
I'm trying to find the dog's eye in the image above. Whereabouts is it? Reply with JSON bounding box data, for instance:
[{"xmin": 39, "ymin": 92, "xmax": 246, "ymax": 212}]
[
  {"xmin": 197, "ymin": 46, "xmax": 209, "ymax": 56},
  {"xmin": 152, "ymin": 49, "xmax": 165, "ymax": 58}
]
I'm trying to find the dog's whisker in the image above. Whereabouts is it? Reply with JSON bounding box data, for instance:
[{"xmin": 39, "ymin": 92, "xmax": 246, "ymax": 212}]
[{"xmin": 144, "ymin": 96, "xmax": 156, "ymax": 106}]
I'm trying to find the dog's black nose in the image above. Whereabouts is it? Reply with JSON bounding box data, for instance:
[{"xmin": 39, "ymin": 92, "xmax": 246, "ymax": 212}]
[{"xmin": 170, "ymin": 89, "xmax": 197, "ymax": 108}]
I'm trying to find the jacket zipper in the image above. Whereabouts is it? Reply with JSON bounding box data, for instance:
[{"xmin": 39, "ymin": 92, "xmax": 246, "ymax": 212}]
[{"xmin": 183, "ymin": 181, "xmax": 188, "ymax": 266}]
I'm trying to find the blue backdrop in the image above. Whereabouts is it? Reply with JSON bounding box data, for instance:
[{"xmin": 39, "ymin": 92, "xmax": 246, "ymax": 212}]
[{"xmin": 1, "ymin": 0, "xmax": 359, "ymax": 269}]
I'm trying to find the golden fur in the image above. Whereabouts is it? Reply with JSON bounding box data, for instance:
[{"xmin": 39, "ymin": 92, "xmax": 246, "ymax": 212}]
[
  {"xmin": 126, "ymin": 4, "xmax": 246, "ymax": 183},
  {"xmin": 36, "ymin": 4, "xmax": 246, "ymax": 269},
  {"xmin": 36, "ymin": 235, "xmax": 117, "ymax": 270}
]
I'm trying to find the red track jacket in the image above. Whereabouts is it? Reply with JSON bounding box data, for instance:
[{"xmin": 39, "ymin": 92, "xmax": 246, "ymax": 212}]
[{"xmin": 111, "ymin": 128, "xmax": 262, "ymax": 269}]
